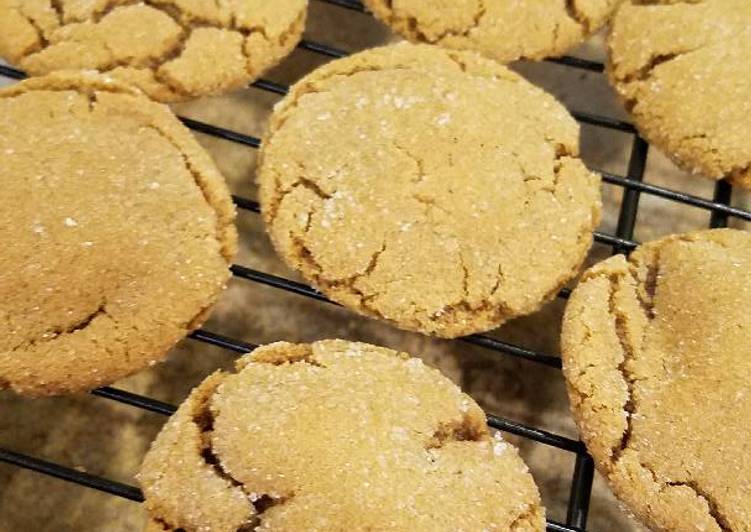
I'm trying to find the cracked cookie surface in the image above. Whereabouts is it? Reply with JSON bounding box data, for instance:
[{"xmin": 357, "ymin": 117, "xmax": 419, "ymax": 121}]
[
  {"xmin": 257, "ymin": 43, "xmax": 602, "ymax": 338},
  {"xmin": 362, "ymin": 0, "xmax": 619, "ymax": 62},
  {"xmin": 608, "ymin": 0, "xmax": 751, "ymax": 188},
  {"xmin": 561, "ymin": 229, "xmax": 751, "ymax": 531},
  {"xmin": 0, "ymin": 72, "xmax": 237, "ymax": 396},
  {"xmin": 139, "ymin": 339, "xmax": 545, "ymax": 531},
  {"xmin": 0, "ymin": 0, "xmax": 307, "ymax": 102}
]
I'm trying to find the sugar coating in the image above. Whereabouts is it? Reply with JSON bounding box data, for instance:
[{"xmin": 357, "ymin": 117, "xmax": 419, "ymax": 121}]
[
  {"xmin": 608, "ymin": 0, "xmax": 751, "ymax": 188},
  {"xmin": 257, "ymin": 43, "xmax": 602, "ymax": 338},
  {"xmin": 0, "ymin": 0, "xmax": 307, "ymax": 102},
  {"xmin": 562, "ymin": 229, "xmax": 751, "ymax": 531},
  {"xmin": 363, "ymin": 0, "xmax": 619, "ymax": 63},
  {"xmin": 139, "ymin": 340, "xmax": 545, "ymax": 531},
  {"xmin": 0, "ymin": 72, "xmax": 237, "ymax": 396}
]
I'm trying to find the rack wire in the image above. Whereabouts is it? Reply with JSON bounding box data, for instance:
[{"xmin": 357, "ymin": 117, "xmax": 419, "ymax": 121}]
[{"xmin": 0, "ymin": 1, "xmax": 747, "ymax": 530}]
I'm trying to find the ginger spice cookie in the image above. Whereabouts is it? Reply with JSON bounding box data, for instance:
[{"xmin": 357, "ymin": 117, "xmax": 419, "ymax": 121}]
[
  {"xmin": 0, "ymin": 0, "xmax": 307, "ymax": 102},
  {"xmin": 0, "ymin": 72, "xmax": 237, "ymax": 396},
  {"xmin": 562, "ymin": 229, "xmax": 751, "ymax": 531},
  {"xmin": 139, "ymin": 340, "xmax": 545, "ymax": 531},
  {"xmin": 363, "ymin": 0, "xmax": 619, "ymax": 62},
  {"xmin": 608, "ymin": 0, "xmax": 751, "ymax": 188},
  {"xmin": 258, "ymin": 43, "xmax": 601, "ymax": 338}
]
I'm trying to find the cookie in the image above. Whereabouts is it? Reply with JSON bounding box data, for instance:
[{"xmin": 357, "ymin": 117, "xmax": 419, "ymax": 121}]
[
  {"xmin": 0, "ymin": 72, "xmax": 237, "ymax": 396},
  {"xmin": 257, "ymin": 43, "xmax": 601, "ymax": 338},
  {"xmin": 363, "ymin": 0, "xmax": 619, "ymax": 63},
  {"xmin": 561, "ymin": 229, "xmax": 751, "ymax": 531},
  {"xmin": 0, "ymin": 0, "xmax": 307, "ymax": 102},
  {"xmin": 608, "ymin": 0, "xmax": 751, "ymax": 188},
  {"xmin": 139, "ymin": 340, "xmax": 545, "ymax": 531}
]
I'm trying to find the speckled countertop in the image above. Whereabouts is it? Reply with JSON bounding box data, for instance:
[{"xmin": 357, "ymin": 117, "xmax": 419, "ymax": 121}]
[{"xmin": 0, "ymin": 3, "xmax": 748, "ymax": 531}]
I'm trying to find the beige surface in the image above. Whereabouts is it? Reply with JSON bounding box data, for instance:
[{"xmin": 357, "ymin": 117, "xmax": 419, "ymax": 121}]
[
  {"xmin": 259, "ymin": 43, "xmax": 601, "ymax": 338},
  {"xmin": 0, "ymin": 0, "xmax": 307, "ymax": 102},
  {"xmin": 562, "ymin": 229, "xmax": 751, "ymax": 530},
  {"xmin": 364, "ymin": 0, "xmax": 619, "ymax": 63},
  {"xmin": 0, "ymin": 1, "xmax": 749, "ymax": 530},
  {"xmin": 140, "ymin": 340, "xmax": 545, "ymax": 531},
  {"xmin": 0, "ymin": 72, "xmax": 236, "ymax": 396},
  {"xmin": 608, "ymin": 0, "xmax": 751, "ymax": 188}
]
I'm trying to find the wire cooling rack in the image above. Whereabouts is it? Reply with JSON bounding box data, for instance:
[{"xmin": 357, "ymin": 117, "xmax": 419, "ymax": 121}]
[{"xmin": 1, "ymin": 1, "xmax": 749, "ymax": 530}]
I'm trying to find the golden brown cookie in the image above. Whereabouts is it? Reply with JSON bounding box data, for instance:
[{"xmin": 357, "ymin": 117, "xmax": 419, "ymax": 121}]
[
  {"xmin": 139, "ymin": 340, "xmax": 545, "ymax": 531},
  {"xmin": 363, "ymin": 0, "xmax": 619, "ymax": 62},
  {"xmin": 257, "ymin": 43, "xmax": 602, "ymax": 338},
  {"xmin": 0, "ymin": 0, "xmax": 307, "ymax": 102},
  {"xmin": 0, "ymin": 72, "xmax": 237, "ymax": 396},
  {"xmin": 561, "ymin": 229, "xmax": 751, "ymax": 531},
  {"xmin": 608, "ymin": 0, "xmax": 751, "ymax": 188}
]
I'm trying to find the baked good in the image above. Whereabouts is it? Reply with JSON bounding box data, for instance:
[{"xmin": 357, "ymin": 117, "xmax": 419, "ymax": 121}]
[
  {"xmin": 139, "ymin": 339, "xmax": 545, "ymax": 531},
  {"xmin": 561, "ymin": 229, "xmax": 751, "ymax": 530},
  {"xmin": 363, "ymin": 0, "xmax": 619, "ymax": 62},
  {"xmin": 0, "ymin": 72, "xmax": 237, "ymax": 396},
  {"xmin": 0, "ymin": 0, "xmax": 307, "ymax": 102},
  {"xmin": 608, "ymin": 0, "xmax": 751, "ymax": 188},
  {"xmin": 257, "ymin": 43, "xmax": 601, "ymax": 338}
]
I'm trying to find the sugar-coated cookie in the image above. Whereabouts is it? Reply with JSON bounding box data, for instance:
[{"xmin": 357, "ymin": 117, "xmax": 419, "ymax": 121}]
[
  {"xmin": 139, "ymin": 340, "xmax": 545, "ymax": 531},
  {"xmin": 608, "ymin": 0, "xmax": 751, "ymax": 187},
  {"xmin": 0, "ymin": 72, "xmax": 237, "ymax": 395},
  {"xmin": 258, "ymin": 43, "xmax": 601, "ymax": 338},
  {"xmin": 364, "ymin": 0, "xmax": 619, "ymax": 62},
  {"xmin": 562, "ymin": 229, "xmax": 751, "ymax": 531},
  {"xmin": 0, "ymin": 0, "xmax": 307, "ymax": 102}
]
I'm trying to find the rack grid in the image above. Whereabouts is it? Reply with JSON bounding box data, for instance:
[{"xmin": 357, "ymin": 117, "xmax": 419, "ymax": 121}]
[{"xmin": 0, "ymin": 1, "xmax": 747, "ymax": 530}]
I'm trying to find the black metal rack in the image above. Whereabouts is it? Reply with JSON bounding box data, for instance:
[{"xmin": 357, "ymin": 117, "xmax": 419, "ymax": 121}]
[{"xmin": 0, "ymin": 1, "xmax": 748, "ymax": 530}]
